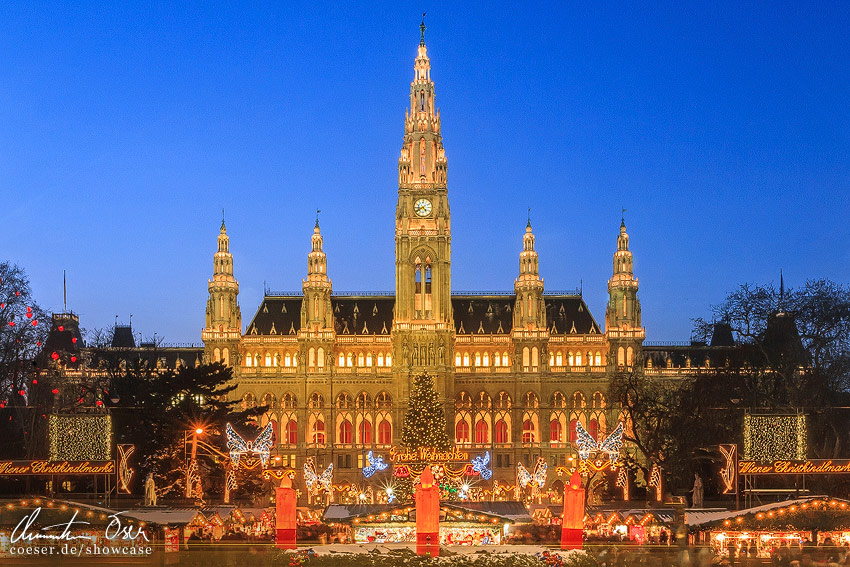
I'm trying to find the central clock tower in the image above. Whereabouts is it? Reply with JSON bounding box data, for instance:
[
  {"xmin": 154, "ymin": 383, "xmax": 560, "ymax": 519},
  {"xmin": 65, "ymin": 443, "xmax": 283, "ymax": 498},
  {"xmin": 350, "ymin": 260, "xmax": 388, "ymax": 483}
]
[{"xmin": 393, "ymin": 21, "xmax": 454, "ymax": 418}]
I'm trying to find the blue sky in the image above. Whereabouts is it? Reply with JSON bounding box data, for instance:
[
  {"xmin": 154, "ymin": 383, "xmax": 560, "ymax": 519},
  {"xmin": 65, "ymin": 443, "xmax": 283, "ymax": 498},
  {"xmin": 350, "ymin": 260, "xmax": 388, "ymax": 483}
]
[{"xmin": 1, "ymin": 2, "xmax": 848, "ymax": 343}]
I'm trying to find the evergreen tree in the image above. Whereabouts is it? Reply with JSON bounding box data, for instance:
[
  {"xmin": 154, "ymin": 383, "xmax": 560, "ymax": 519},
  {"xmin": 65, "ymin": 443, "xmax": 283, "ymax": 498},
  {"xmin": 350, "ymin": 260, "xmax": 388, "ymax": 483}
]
[{"xmin": 401, "ymin": 372, "xmax": 450, "ymax": 450}]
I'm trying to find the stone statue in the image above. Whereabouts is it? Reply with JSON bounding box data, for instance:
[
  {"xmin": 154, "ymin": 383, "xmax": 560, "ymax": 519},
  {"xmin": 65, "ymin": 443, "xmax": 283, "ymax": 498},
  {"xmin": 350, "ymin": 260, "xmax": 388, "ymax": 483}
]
[
  {"xmin": 144, "ymin": 473, "xmax": 157, "ymax": 507},
  {"xmin": 692, "ymin": 473, "xmax": 704, "ymax": 508}
]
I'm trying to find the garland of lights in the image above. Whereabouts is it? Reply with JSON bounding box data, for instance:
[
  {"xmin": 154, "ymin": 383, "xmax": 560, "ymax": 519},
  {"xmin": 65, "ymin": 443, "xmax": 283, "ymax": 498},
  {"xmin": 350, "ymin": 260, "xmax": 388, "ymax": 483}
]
[
  {"xmin": 224, "ymin": 467, "xmax": 237, "ymax": 504},
  {"xmin": 616, "ymin": 466, "xmax": 629, "ymax": 501},
  {"xmin": 187, "ymin": 459, "xmax": 203, "ymax": 501},
  {"xmin": 48, "ymin": 415, "xmax": 112, "ymax": 461},
  {"xmin": 648, "ymin": 463, "xmax": 662, "ymax": 502},
  {"xmin": 362, "ymin": 451, "xmax": 389, "ymax": 478}
]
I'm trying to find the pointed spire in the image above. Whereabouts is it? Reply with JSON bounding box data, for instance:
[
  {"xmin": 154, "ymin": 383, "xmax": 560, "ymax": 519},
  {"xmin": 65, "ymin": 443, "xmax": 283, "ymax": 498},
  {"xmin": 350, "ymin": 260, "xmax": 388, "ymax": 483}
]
[
  {"xmin": 221, "ymin": 208, "xmax": 226, "ymax": 232},
  {"xmin": 779, "ymin": 269, "xmax": 785, "ymax": 311},
  {"xmin": 315, "ymin": 208, "xmax": 321, "ymax": 230},
  {"xmin": 527, "ymin": 207, "xmax": 532, "ymax": 229},
  {"xmin": 517, "ymin": 221, "xmax": 541, "ymax": 281},
  {"xmin": 419, "ymin": 12, "xmax": 426, "ymax": 46}
]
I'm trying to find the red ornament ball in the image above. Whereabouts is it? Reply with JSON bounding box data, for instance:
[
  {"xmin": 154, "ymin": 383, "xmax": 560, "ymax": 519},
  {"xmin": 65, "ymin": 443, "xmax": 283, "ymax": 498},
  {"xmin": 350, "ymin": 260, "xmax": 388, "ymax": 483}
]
[
  {"xmin": 71, "ymin": 337, "xmax": 77, "ymax": 344},
  {"xmin": 26, "ymin": 312, "xmax": 32, "ymax": 318},
  {"xmin": 51, "ymin": 352, "xmax": 59, "ymax": 360},
  {"xmin": 32, "ymin": 379, "xmax": 37, "ymax": 385},
  {"xmin": 96, "ymin": 400, "xmax": 103, "ymax": 407},
  {"xmin": 26, "ymin": 306, "xmax": 31, "ymax": 312},
  {"xmin": 36, "ymin": 341, "xmax": 42, "ymax": 346},
  {"xmin": 58, "ymin": 326, "xmax": 64, "ymax": 332},
  {"xmin": 18, "ymin": 390, "xmax": 25, "ymax": 396},
  {"xmin": 31, "ymin": 320, "xmax": 37, "ymax": 326},
  {"xmin": 15, "ymin": 291, "xmax": 20, "ymax": 296},
  {"xmin": 8, "ymin": 321, "xmax": 15, "ymax": 327},
  {"xmin": 51, "ymin": 389, "xmax": 59, "ymax": 395},
  {"xmin": 70, "ymin": 356, "xmax": 77, "ymax": 363}
]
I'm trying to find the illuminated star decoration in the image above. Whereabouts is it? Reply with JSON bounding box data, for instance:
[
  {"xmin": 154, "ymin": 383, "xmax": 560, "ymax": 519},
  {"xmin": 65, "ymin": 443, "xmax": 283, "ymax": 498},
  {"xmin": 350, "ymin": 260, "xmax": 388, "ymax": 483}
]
[
  {"xmin": 304, "ymin": 457, "xmax": 333, "ymax": 494},
  {"xmin": 471, "ymin": 451, "xmax": 493, "ymax": 480},
  {"xmin": 575, "ymin": 421, "xmax": 624, "ymax": 462},
  {"xmin": 362, "ymin": 451, "xmax": 388, "ymax": 478},
  {"xmin": 225, "ymin": 422, "xmax": 275, "ymax": 467}
]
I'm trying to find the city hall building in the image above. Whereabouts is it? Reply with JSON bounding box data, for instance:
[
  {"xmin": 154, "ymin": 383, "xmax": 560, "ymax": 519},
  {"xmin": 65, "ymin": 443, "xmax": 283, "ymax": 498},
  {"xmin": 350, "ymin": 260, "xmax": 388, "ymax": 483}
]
[{"xmin": 199, "ymin": 30, "xmax": 650, "ymax": 493}]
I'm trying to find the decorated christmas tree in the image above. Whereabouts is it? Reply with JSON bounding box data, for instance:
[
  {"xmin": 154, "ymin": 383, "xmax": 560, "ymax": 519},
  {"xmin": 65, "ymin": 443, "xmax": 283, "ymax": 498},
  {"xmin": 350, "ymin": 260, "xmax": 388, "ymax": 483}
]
[{"xmin": 401, "ymin": 372, "xmax": 451, "ymax": 450}]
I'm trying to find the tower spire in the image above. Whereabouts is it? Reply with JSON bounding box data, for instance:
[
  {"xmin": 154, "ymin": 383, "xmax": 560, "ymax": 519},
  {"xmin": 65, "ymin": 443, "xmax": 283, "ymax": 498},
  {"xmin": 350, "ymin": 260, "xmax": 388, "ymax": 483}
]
[
  {"xmin": 203, "ymin": 218, "xmax": 241, "ymax": 365},
  {"xmin": 420, "ymin": 12, "xmax": 426, "ymax": 46}
]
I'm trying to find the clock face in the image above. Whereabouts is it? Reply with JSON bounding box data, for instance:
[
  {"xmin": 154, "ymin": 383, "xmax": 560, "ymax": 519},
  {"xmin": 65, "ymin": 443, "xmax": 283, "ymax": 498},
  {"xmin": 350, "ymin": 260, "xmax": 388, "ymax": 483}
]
[{"xmin": 413, "ymin": 198, "xmax": 432, "ymax": 217}]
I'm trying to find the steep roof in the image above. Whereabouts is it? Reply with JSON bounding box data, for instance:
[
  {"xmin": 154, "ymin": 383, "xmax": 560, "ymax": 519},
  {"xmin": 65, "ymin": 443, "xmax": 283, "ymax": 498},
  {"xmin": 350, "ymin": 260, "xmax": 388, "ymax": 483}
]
[{"xmin": 247, "ymin": 293, "xmax": 601, "ymax": 337}]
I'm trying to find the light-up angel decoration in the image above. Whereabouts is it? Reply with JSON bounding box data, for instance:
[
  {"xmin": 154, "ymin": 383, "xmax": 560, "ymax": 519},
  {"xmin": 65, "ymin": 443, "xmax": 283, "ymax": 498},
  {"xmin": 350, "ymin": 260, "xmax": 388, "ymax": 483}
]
[
  {"xmin": 471, "ymin": 451, "xmax": 493, "ymax": 480},
  {"xmin": 225, "ymin": 422, "xmax": 275, "ymax": 467},
  {"xmin": 575, "ymin": 421, "xmax": 624, "ymax": 462},
  {"xmin": 304, "ymin": 457, "xmax": 333, "ymax": 495},
  {"xmin": 517, "ymin": 457, "xmax": 548, "ymax": 490},
  {"xmin": 362, "ymin": 451, "xmax": 389, "ymax": 478}
]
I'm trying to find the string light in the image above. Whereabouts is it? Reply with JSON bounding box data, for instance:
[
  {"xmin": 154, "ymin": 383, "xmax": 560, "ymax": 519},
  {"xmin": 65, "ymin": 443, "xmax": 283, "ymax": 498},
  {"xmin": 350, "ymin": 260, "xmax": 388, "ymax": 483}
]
[
  {"xmin": 743, "ymin": 414, "xmax": 807, "ymax": 461},
  {"xmin": 48, "ymin": 415, "xmax": 112, "ymax": 460},
  {"xmin": 470, "ymin": 451, "xmax": 492, "ymax": 480}
]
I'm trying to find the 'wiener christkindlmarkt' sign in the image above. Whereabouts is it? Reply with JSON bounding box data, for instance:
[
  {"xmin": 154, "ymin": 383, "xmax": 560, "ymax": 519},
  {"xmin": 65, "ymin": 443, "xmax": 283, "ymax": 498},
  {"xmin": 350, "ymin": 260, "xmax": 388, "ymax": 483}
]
[
  {"xmin": 738, "ymin": 460, "xmax": 850, "ymax": 475},
  {"xmin": 389, "ymin": 447, "xmax": 469, "ymax": 463},
  {"xmin": 0, "ymin": 460, "xmax": 116, "ymax": 475}
]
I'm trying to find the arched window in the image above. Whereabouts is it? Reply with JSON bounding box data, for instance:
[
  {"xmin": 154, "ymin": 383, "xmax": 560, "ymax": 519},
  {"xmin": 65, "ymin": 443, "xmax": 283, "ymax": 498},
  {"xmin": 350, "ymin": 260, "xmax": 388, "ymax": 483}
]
[
  {"xmin": 309, "ymin": 393, "xmax": 324, "ymax": 409},
  {"xmin": 385, "ymin": 354, "xmax": 392, "ymax": 366},
  {"xmin": 494, "ymin": 352, "xmax": 501, "ymax": 367},
  {"xmin": 375, "ymin": 391, "xmax": 392, "ymax": 409},
  {"xmin": 594, "ymin": 351, "xmax": 602, "ymax": 366},
  {"xmin": 264, "ymin": 352, "xmax": 271, "ymax": 367},
  {"xmin": 618, "ymin": 347, "xmax": 625, "ymax": 366},
  {"xmin": 495, "ymin": 420, "xmax": 509, "ymax": 444},
  {"xmin": 556, "ymin": 352, "xmax": 563, "ymax": 366},
  {"xmin": 522, "ymin": 347, "xmax": 530, "ymax": 369},
  {"xmin": 260, "ymin": 392, "xmax": 276, "ymax": 409},
  {"xmin": 474, "ymin": 420, "xmax": 489, "ymax": 444},
  {"xmin": 378, "ymin": 353, "xmax": 385, "ymax": 367},
  {"xmin": 568, "ymin": 351, "xmax": 574, "ymax": 366},
  {"xmin": 552, "ymin": 391, "xmax": 567, "ymax": 408},
  {"xmin": 523, "ymin": 391, "xmax": 539, "ymax": 408},
  {"xmin": 347, "ymin": 353, "xmax": 354, "ymax": 367},
  {"xmin": 338, "ymin": 353, "xmax": 345, "ymax": 367},
  {"xmin": 366, "ymin": 353, "xmax": 373, "ymax": 366},
  {"xmin": 309, "ymin": 347, "xmax": 316, "ymax": 368},
  {"xmin": 532, "ymin": 346, "xmax": 539, "ymax": 368},
  {"xmin": 359, "ymin": 420, "xmax": 372, "ymax": 445},
  {"xmin": 455, "ymin": 420, "xmax": 470, "ymax": 443},
  {"xmin": 474, "ymin": 352, "xmax": 481, "ymax": 367},
  {"xmin": 273, "ymin": 353, "xmax": 280, "ymax": 367},
  {"xmin": 463, "ymin": 352, "xmax": 470, "ymax": 366},
  {"xmin": 336, "ymin": 392, "xmax": 353, "ymax": 409},
  {"xmin": 285, "ymin": 419, "xmax": 297, "ymax": 445},
  {"xmin": 627, "ymin": 346, "xmax": 634, "ymax": 366},
  {"xmin": 483, "ymin": 352, "xmax": 490, "ymax": 366},
  {"xmin": 503, "ymin": 351, "xmax": 509, "ymax": 366},
  {"xmin": 522, "ymin": 420, "xmax": 536, "ymax": 443},
  {"xmin": 572, "ymin": 391, "xmax": 586, "ymax": 409},
  {"xmin": 222, "ymin": 347, "xmax": 229, "ymax": 365},
  {"xmin": 338, "ymin": 420, "xmax": 353, "ymax": 444},
  {"xmin": 550, "ymin": 420, "xmax": 563, "ymax": 443},
  {"xmin": 282, "ymin": 392, "xmax": 297, "ymax": 409},
  {"xmin": 589, "ymin": 418, "xmax": 599, "ymax": 441},
  {"xmin": 357, "ymin": 352, "xmax": 365, "ymax": 367},
  {"xmin": 569, "ymin": 419, "xmax": 578, "ymax": 443},
  {"xmin": 496, "ymin": 391, "xmax": 512, "ymax": 409},
  {"xmin": 378, "ymin": 419, "xmax": 392, "ymax": 445},
  {"xmin": 242, "ymin": 392, "xmax": 256, "ymax": 410},
  {"xmin": 317, "ymin": 347, "xmax": 325, "ymax": 368},
  {"xmin": 455, "ymin": 352, "xmax": 462, "ymax": 366},
  {"xmin": 312, "ymin": 420, "xmax": 325, "ymax": 444},
  {"xmin": 245, "ymin": 352, "xmax": 252, "ymax": 367},
  {"xmin": 575, "ymin": 351, "xmax": 582, "ymax": 366},
  {"xmin": 213, "ymin": 348, "xmax": 220, "ymax": 362},
  {"xmin": 592, "ymin": 391, "xmax": 606, "ymax": 408},
  {"xmin": 356, "ymin": 392, "xmax": 372, "ymax": 409}
]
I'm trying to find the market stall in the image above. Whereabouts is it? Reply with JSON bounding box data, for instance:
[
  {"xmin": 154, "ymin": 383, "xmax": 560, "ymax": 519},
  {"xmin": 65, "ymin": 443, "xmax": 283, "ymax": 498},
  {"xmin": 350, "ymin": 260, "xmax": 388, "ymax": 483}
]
[{"xmin": 688, "ymin": 496, "xmax": 850, "ymax": 558}]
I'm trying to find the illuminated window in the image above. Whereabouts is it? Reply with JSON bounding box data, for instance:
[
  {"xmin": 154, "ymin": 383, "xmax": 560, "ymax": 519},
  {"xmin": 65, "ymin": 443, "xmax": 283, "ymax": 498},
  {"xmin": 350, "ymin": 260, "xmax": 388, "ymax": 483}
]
[
  {"xmin": 284, "ymin": 353, "xmax": 292, "ymax": 366},
  {"xmin": 455, "ymin": 420, "xmax": 470, "ymax": 443},
  {"xmin": 483, "ymin": 352, "xmax": 490, "ymax": 366},
  {"xmin": 475, "ymin": 420, "xmax": 489, "ymax": 444},
  {"xmin": 378, "ymin": 353, "xmax": 385, "ymax": 367},
  {"xmin": 385, "ymin": 354, "xmax": 391, "ymax": 367},
  {"xmin": 575, "ymin": 351, "xmax": 582, "ymax": 366},
  {"xmin": 312, "ymin": 420, "xmax": 325, "ymax": 444},
  {"xmin": 265, "ymin": 353, "xmax": 272, "ymax": 367},
  {"xmin": 594, "ymin": 351, "xmax": 602, "ymax": 366},
  {"xmin": 317, "ymin": 347, "xmax": 325, "ymax": 368},
  {"xmin": 455, "ymin": 352, "xmax": 461, "ymax": 367},
  {"xmin": 286, "ymin": 420, "xmax": 297, "ymax": 445},
  {"xmin": 338, "ymin": 420, "xmax": 353, "ymax": 444},
  {"xmin": 522, "ymin": 420, "xmax": 536, "ymax": 443},
  {"xmin": 556, "ymin": 352, "xmax": 563, "ymax": 366},
  {"xmin": 463, "ymin": 353, "xmax": 470, "ymax": 366},
  {"xmin": 550, "ymin": 420, "xmax": 562, "ymax": 443},
  {"xmin": 378, "ymin": 419, "xmax": 392, "ymax": 445},
  {"xmin": 366, "ymin": 353, "xmax": 373, "ymax": 367},
  {"xmin": 357, "ymin": 353, "xmax": 364, "ymax": 367},
  {"xmin": 474, "ymin": 352, "xmax": 481, "ymax": 367},
  {"xmin": 359, "ymin": 420, "xmax": 372, "ymax": 445},
  {"xmin": 338, "ymin": 353, "xmax": 345, "ymax": 367},
  {"xmin": 495, "ymin": 420, "xmax": 509, "ymax": 444}
]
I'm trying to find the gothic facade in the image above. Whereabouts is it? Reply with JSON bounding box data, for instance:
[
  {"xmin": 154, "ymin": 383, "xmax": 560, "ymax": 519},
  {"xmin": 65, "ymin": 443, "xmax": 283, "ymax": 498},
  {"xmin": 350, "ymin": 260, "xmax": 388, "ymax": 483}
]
[{"xmin": 200, "ymin": 32, "xmax": 651, "ymax": 491}]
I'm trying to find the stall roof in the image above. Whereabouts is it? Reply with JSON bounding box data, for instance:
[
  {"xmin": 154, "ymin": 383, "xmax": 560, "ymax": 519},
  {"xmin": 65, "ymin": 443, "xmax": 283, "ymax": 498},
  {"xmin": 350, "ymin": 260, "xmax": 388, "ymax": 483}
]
[
  {"xmin": 124, "ymin": 508, "xmax": 204, "ymax": 525},
  {"xmin": 685, "ymin": 496, "xmax": 844, "ymax": 528},
  {"xmin": 324, "ymin": 502, "xmax": 527, "ymax": 524}
]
